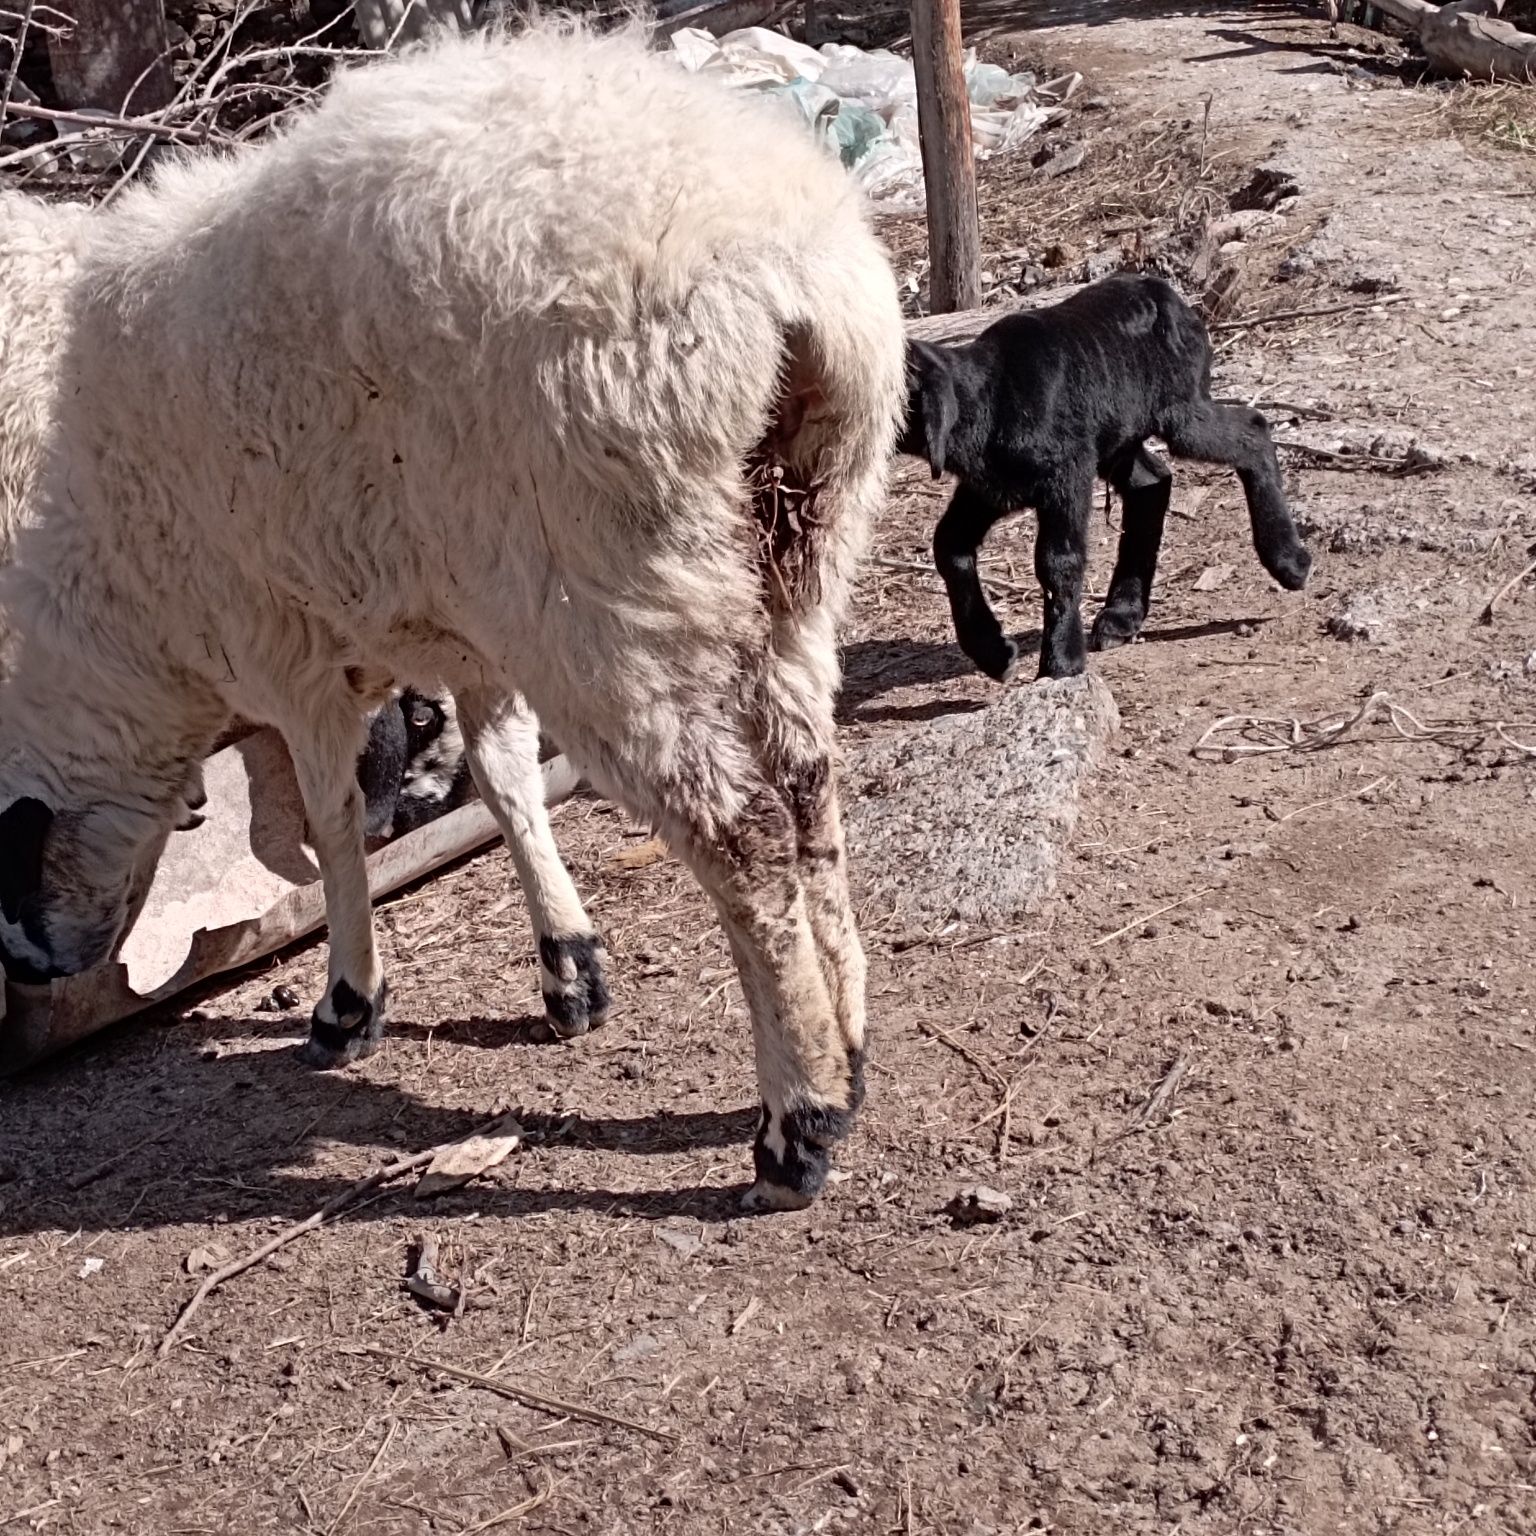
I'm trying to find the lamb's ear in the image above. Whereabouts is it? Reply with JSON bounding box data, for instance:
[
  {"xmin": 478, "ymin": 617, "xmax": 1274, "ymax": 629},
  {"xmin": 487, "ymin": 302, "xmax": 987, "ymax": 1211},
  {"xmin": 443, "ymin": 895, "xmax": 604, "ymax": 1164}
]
[
  {"xmin": 909, "ymin": 342, "xmax": 959, "ymax": 480},
  {"xmin": 0, "ymin": 797, "xmax": 54, "ymax": 923}
]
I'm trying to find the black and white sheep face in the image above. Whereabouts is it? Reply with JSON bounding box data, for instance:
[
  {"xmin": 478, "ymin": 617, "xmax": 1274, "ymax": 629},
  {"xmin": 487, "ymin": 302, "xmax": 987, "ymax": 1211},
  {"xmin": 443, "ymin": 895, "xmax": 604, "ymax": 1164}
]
[
  {"xmin": 392, "ymin": 689, "xmax": 471, "ymax": 836},
  {"xmin": 0, "ymin": 779, "xmax": 179, "ymax": 984}
]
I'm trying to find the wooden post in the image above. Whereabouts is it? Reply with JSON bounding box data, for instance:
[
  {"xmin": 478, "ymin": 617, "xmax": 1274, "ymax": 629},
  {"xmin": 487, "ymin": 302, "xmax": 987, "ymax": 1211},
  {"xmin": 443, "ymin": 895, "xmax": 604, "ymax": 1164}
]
[
  {"xmin": 47, "ymin": 0, "xmax": 173, "ymax": 114},
  {"xmin": 911, "ymin": 0, "xmax": 981, "ymax": 314}
]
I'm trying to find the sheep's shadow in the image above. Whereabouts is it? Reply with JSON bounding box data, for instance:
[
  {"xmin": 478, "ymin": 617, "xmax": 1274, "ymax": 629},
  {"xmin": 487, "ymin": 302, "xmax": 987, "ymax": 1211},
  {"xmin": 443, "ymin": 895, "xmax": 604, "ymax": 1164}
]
[{"xmin": 0, "ymin": 1009, "xmax": 762, "ymax": 1241}]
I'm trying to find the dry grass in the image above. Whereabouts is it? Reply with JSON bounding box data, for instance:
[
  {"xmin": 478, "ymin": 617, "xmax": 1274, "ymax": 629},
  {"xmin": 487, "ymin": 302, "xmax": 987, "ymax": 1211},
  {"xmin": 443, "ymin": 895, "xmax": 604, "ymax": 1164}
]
[
  {"xmin": 1438, "ymin": 79, "xmax": 1536, "ymax": 160},
  {"xmin": 880, "ymin": 104, "xmax": 1263, "ymax": 317}
]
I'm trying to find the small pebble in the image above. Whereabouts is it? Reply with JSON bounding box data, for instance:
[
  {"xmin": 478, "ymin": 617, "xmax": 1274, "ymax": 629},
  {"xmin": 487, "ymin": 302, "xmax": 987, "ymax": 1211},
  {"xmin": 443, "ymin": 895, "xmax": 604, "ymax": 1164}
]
[{"xmin": 948, "ymin": 1185, "xmax": 1012, "ymax": 1225}]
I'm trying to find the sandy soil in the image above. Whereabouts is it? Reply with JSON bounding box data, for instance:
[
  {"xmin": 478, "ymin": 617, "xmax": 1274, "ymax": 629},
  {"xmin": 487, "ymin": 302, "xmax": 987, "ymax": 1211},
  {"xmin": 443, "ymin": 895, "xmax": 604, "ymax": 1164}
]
[{"xmin": 2, "ymin": 4, "xmax": 1535, "ymax": 1533}]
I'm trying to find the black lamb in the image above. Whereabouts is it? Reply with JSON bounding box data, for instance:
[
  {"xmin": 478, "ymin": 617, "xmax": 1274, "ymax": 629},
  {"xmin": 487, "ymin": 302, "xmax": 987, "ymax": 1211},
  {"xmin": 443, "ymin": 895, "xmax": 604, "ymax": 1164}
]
[{"xmin": 897, "ymin": 273, "xmax": 1313, "ymax": 682}]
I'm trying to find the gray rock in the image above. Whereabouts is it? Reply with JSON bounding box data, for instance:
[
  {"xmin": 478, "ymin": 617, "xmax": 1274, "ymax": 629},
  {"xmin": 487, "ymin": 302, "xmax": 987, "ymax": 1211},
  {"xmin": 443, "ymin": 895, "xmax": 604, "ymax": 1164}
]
[
  {"xmin": 949, "ymin": 1185, "xmax": 1013, "ymax": 1225},
  {"xmin": 846, "ymin": 675, "xmax": 1117, "ymax": 927}
]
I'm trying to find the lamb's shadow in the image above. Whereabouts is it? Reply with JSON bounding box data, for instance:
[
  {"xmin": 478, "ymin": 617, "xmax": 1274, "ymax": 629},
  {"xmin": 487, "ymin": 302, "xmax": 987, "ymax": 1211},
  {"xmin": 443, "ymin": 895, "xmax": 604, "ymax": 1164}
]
[
  {"xmin": 839, "ymin": 635, "xmax": 1029, "ymax": 723},
  {"xmin": 0, "ymin": 1011, "xmax": 760, "ymax": 1241},
  {"xmin": 1189, "ymin": 25, "xmax": 1415, "ymax": 78},
  {"xmin": 1135, "ymin": 615, "xmax": 1273, "ymax": 646}
]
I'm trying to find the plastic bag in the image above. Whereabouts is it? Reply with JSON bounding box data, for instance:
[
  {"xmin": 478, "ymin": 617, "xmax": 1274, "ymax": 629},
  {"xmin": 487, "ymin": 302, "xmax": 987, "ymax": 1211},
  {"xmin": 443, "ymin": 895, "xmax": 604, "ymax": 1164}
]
[
  {"xmin": 816, "ymin": 43, "xmax": 917, "ymax": 107},
  {"xmin": 663, "ymin": 28, "xmax": 1053, "ymax": 213},
  {"xmin": 967, "ymin": 60, "xmax": 1036, "ymax": 107}
]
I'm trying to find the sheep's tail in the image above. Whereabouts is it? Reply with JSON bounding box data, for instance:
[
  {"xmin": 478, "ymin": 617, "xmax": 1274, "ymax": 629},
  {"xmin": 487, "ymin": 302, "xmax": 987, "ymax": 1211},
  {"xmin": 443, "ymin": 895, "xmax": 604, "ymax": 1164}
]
[{"xmin": 747, "ymin": 246, "xmax": 906, "ymax": 622}]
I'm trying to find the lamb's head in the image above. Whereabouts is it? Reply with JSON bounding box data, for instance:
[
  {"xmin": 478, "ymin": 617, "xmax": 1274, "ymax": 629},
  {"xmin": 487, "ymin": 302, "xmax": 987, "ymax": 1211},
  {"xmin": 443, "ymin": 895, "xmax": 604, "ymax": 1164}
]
[
  {"xmin": 896, "ymin": 340, "xmax": 960, "ymax": 480},
  {"xmin": 0, "ymin": 742, "xmax": 208, "ymax": 986}
]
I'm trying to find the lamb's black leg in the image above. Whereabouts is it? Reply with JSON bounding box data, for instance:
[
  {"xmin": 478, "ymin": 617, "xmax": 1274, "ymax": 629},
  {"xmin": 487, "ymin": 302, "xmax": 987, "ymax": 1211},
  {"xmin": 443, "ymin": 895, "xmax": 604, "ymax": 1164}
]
[
  {"xmin": 1161, "ymin": 401, "xmax": 1312, "ymax": 591},
  {"xmin": 934, "ymin": 484, "xmax": 1016, "ymax": 682},
  {"xmin": 1034, "ymin": 465, "xmax": 1095, "ymax": 679},
  {"xmin": 1092, "ymin": 443, "xmax": 1173, "ymax": 653}
]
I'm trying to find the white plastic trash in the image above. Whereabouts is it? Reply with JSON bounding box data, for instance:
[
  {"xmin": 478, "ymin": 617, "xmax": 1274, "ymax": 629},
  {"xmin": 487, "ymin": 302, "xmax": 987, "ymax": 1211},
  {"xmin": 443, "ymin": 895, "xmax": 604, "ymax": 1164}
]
[{"xmin": 667, "ymin": 27, "xmax": 1052, "ymax": 214}]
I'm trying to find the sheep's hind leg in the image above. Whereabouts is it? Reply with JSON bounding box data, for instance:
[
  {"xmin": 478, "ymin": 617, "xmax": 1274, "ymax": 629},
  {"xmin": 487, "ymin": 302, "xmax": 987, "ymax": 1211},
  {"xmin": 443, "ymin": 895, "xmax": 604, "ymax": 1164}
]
[
  {"xmin": 934, "ymin": 485, "xmax": 1018, "ymax": 682},
  {"xmin": 286, "ymin": 705, "xmax": 389, "ymax": 1068},
  {"xmin": 1162, "ymin": 401, "xmax": 1312, "ymax": 591},
  {"xmin": 455, "ymin": 687, "xmax": 608, "ymax": 1041},
  {"xmin": 678, "ymin": 784, "xmax": 856, "ymax": 1213},
  {"xmin": 754, "ymin": 637, "xmax": 866, "ymax": 1119},
  {"xmin": 1091, "ymin": 443, "xmax": 1173, "ymax": 653},
  {"xmin": 555, "ymin": 698, "xmax": 857, "ymax": 1211}
]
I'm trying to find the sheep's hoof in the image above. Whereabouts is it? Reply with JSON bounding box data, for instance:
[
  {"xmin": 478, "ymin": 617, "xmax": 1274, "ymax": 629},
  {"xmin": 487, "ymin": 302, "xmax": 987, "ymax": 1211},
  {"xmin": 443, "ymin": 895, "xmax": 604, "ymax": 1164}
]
[
  {"xmin": 1089, "ymin": 607, "xmax": 1143, "ymax": 652},
  {"xmin": 745, "ymin": 1098, "xmax": 855, "ymax": 1212},
  {"xmin": 741, "ymin": 1178, "xmax": 817, "ymax": 1214},
  {"xmin": 537, "ymin": 933, "xmax": 611, "ymax": 1041},
  {"xmin": 1267, "ymin": 543, "xmax": 1313, "ymax": 592},
  {"xmin": 300, "ymin": 979, "xmax": 388, "ymax": 1068}
]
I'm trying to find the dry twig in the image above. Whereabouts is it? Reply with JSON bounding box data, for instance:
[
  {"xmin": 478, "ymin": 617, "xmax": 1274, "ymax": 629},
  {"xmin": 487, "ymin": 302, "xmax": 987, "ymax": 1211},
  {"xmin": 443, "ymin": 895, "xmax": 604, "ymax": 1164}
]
[
  {"xmin": 158, "ymin": 1114, "xmax": 511, "ymax": 1356},
  {"xmin": 1092, "ymin": 888, "xmax": 1215, "ymax": 948},
  {"xmin": 1126, "ymin": 1055, "xmax": 1191, "ymax": 1133},
  {"xmin": 1193, "ymin": 691, "xmax": 1536, "ymax": 762},
  {"xmin": 917, "ymin": 1019, "xmax": 1006, "ymax": 1087},
  {"xmin": 0, "ymin": 0, "xmax": 32, "ymax": 128},
  {"xmin": 67, "ymin": 1126, "xmax": 175, "ymax": 1190},
  {"xmin": 356, "ymin": 1347, "xmax": 679, "ymax": 1445},
  {"xmin": 327, "ymin": 1418, "xmax": 398, "ymax": 1535},
  {"xmin": 1479, "ymin": 554, "xmax": 1536, "ymax": 625},
  {"xmin": 1, "ymin": 99, "xmax": 211, "ymax": 144},
  {"xmin": 1211, "ymin": 293, "xmax": 1406, "ymax": 332}
]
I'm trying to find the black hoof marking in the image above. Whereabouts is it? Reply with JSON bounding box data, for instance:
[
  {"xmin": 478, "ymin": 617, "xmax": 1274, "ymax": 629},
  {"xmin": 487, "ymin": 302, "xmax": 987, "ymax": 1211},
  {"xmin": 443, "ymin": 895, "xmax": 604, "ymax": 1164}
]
[
  {"xmin": 537, "ymin": 933, "xmax": 610, "ymax": 1041},
  {"xmin": 748, "ymin": 1092, "xmax": 859, "ymax": 1210},
  {"xmin": 1089, "ymin": 606, "xmax": 1143, "ymax": 653},
  {"xmin": 1268, "ymin": 543, "xmax": 1312, "ymax": 592},
  {"xmin": 300, "ymin": 978, "xmax": 388, "ymax": 1069}
]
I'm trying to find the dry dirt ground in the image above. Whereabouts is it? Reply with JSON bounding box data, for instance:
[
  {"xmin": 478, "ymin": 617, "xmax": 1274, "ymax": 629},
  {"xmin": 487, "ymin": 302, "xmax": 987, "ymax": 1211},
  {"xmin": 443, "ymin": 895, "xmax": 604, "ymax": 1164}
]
[{"xmin": 4, "ymin": 4, "xmax": 1536, "ymax": 1533}]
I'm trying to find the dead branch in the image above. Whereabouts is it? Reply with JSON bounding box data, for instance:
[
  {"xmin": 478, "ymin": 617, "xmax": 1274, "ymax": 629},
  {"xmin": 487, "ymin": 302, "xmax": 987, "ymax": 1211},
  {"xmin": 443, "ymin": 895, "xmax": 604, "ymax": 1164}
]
[
  {"xmin": 355, "ymin": 1346, "xmax": 680, "ymax": 1445},
  {"xmin": 157, "ymin": 1114, "xmax": 511, "ymax": 1356},
  {"xmin": 1127, "ymin": 1055, "xmax": 1191, "ymax": 1132},
  {"xmin": 1092, "ymin": 888, "xmax": 1216, "ymax": 948},
  {"xmin": 0, "ymin": 0, "xmax": 33, "ymax": 128},
  {"xmin": 1478, "ymin": 554, "xmax": 1536, "ymax": 624},
  {"xmin": 1193, "ymin": 690, "xmax": 1536, "ymax": 760},
  {"xmin": 1210, "ymin": 293, "xmax": 1406, "ymax": 332},
  {"xmin": 0, "ymin": 98, "xmax": 211, "ymax": 143}
]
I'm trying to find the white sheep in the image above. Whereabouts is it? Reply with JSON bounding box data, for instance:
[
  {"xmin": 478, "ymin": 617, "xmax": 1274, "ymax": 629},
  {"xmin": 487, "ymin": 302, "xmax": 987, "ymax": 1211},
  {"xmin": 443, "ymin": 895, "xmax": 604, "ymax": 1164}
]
[
  {"xmin": 0, "ymin": 193, "xmax": 92, "ymax": 628},
  {"xmin": 0, "ymin": 193, "xmax": 449, "ymax": 842},
  {"xmin": 0, "ymin": 18, "xmax": 906, "ymax": 1210}
]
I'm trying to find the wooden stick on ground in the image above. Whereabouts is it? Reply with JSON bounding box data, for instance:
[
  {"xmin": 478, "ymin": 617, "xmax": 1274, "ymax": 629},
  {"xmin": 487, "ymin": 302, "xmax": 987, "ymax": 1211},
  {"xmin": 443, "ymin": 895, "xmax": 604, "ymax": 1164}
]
[
  {"xmin": 1478, "ymin": 555, "xmax": 1536, "ymax": 625},
  {"xmin": 1091, "ymin": 888, "xmax": 1215, "ymax": 949},
  {"xmin": 1210, "ymin": 293, "xmax": 1406, "ymax": 333},
  {"xmin": 1127, "ymin": 1055, "xmax": 1192, "ymax": 1133},
  {"xmin": 67, "ymin": 1126, "xmax": 175, "ymax": 1191},
  {"xmin": 157, "ymin": 1114, "xmax": 512, "ymax": 1356},
  {"xmin": 326, "ymin": 1418, "xmax": 398, "ymax": 1536},
  {"xmin": 358, "ymin": 1347, "xmax": 680, "ymax": 1445}
]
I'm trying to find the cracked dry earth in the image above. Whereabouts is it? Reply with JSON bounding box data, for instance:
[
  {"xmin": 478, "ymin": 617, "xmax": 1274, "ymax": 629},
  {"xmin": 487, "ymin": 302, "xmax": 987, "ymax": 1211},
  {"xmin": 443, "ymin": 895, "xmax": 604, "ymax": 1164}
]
[{"xmin": 2, "ymin": 4, "xmax": 1535, "ymax": 1533}]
